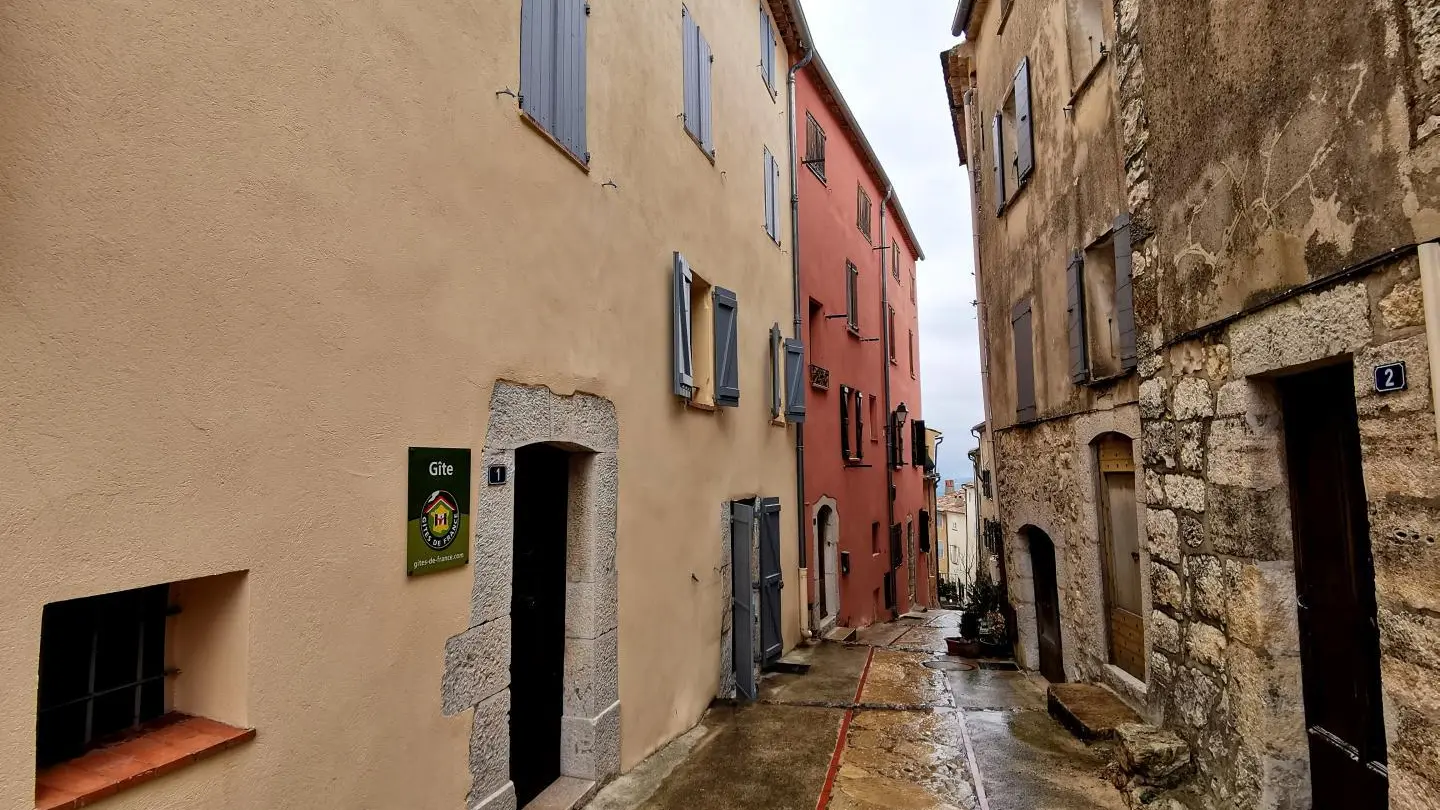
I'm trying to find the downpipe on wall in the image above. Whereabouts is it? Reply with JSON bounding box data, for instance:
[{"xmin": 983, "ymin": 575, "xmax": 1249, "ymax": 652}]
[
  {"xmin": 788, "ymin": 43, "xmax": 815, "ymax": 635},
  {"xmin": 880, "ymin": 185, "xmax": 895, "ymax": 615}
]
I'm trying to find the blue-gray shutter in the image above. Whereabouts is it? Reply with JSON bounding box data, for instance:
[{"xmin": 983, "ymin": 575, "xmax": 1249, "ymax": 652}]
[
  {"xmin": 714, "ymin": 287, "xmax": 740, "ymax": 407},
  {"xmin": 760, "ymin": 6, "xmax": 775, "ymax": 91},
  {"xmin": 770, "ymin": 324, "xmax": 783, "ymax": 419},
  {"xmin": 758, "ymin": 497, "xmax": 783, "ymax": 665},
  {"xmin": 520, "ymin": 0, "xmax": 555, "ymax": 132},
  {"xmin": 1114, "ymin": 213, "xmax": 1137, "ymax": 371},
  {"xmin": 1012, "ymin": 299, "xmax": 1037, "ymax": 422},
  {"xmin": 784, "ymin": 338, "xmax": 806, "ymax": 422},
  {"xmin": 730, "ymin": 500, "xmax": 756, "ymax": 700},
  {"xmin": 1015, "ymin": 57, "xmax": 1034, "ymax": 183},
  {"xmin": 683, "ymin": 7, "xmax": 700, "ymax": 142},
  {"xmin": 1067, "ymin": 250, "xmax": 1089, "ymax": 384},
  {"xmin": 763, "ymin": 147, "xmax": 776, "ymax": 240},
  {"xmin": 673, "ymin": 253, "xmax": 694, "ymax": 397},
  {"xmin": 698, "ymin": 28, "xmax": 715, "ymax": 155},
  {"xmin": 554, "ymin": 0, "xmax": 588, "ymax": 159},
  {"xmin": 991, "ymin": 113, "xmax": 1006, "ymax": 214}
]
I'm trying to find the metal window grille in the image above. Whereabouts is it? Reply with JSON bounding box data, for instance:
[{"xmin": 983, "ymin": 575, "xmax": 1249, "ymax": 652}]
[{"xmin": 36, "ymin": 584, "xmax": 172, "ymax": 768}]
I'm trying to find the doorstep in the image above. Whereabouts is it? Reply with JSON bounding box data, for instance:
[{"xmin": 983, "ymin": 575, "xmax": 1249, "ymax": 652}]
[
  {"xmin": 523, "ymin": 777, "xmax": 597, "ymax": 810},
  {"xmin": 1047, "ymin": 682, "xmax": 1142, "ymax": 741}
]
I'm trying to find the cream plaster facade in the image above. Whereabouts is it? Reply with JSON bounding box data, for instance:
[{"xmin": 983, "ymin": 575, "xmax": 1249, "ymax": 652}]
[{"xmin": 0, "ymin": 0, "xmax": 807, "ymax": 807}]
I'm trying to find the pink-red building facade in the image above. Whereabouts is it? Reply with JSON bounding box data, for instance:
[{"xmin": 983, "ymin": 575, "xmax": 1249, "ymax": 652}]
[{"xmin": 797, "ymin": 56, "xmax": 929, "ymax": 632}]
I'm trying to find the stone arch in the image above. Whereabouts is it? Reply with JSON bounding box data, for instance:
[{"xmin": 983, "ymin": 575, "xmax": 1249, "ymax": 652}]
[
  {"xmin": 441, "ymin": 382, "xmax": 620, "ymax": 810},
  {"xmin": 812, "ymin": 497, "xmax": 840, "ymax": 632}
]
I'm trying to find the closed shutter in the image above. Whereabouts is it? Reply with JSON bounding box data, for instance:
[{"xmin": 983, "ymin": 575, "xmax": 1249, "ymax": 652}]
[
  {"xmin": 890, "ymin": 523, "xmax": 904, "ymax": 568},
  {"xmin": 840, "ymin": 385, "xmax": 851, "ymax": 460},
  {"xmin": 991, "ymin": 113, "xmax": 1006, "ymax": 213},
  {"xmin": 698, "ymin": 29, "xmax": 715, "ymax": 155},
  {"xmin": 783, "ymin": 338, "xmax": 806, "ymax": 422},
  {"xmin": 759, "ymin": 6, "xmax": 775, "ymax": 91},
  {"xmin": 770, "ymin": 324, "xmax": 783, "ymax": 419},
  {"xmin": 714, "ymin": 287, "xmax": 740, "ymax": 407},
  {"xmin": 890, "ymin": 411, "xmax": 904, "ymax": 469},
  {"xmin": 854, "ymin": 388, "xmax": 864, "ymax": 460},
  {"xmin": 520, "ymin": 0, "xmax": 555, "ymax": 132},
  {"xmin": 1015, "ymin": 57, "xmax": 1034, "ymax": 183},
  {"xmin": 1114, "ymin": 213, "xmax": 1137, "ymax": 371},
  {"xmin": 1012, "ymin": 299, "xmax": 1037, "ymax": 422},
  {"xmin": 730, "ymin": 500, "xmax": 756, "ymax": 700},
  {"xmin": 918, "ymin": 510, "xmax": 931, "ymax": 553},
  {"xmin": 521, "ymin": 0, "xmax": 587, "ymax": 161},
  {"xmin": 912, "ymin": 419, "xmax": 927, "ymax": 465},
  {"xmin": 763, "ymin": 147, "xmax": 777, "ymax": 241},
  {"xmin": 673, "ymin": 253, "xmax": 694, "ymax": 397},
  {"xmin": 1067, "ymin": 250, "xmax": 1089, "ymax": 384},
  {"xmin": 758, "ymin": 498, "xmax": 783, "ymax": 665},
  {"xmin": 683, "ymin": 8, "xmax": 699, "ymax": 142}
]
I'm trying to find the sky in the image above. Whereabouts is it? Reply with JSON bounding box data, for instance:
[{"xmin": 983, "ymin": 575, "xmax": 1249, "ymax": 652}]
[{"xmin": 804, "ymin": 3, "xmax": 983, "ymax": 486}]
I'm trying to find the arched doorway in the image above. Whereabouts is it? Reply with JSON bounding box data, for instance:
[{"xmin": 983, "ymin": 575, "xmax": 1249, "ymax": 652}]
[
  {"xmin": 1026, "ymin": 527, "xmax": 1064, "ymax": 683},
  {"xmin": 814, "ymin": 503, "xmax": 839, "ymax": 630}
]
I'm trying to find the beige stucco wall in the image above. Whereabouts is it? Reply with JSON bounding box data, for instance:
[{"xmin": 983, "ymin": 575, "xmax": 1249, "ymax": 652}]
[{"xmin": 0, "ymin": 0, "xmax": 798, "ymax": 807}]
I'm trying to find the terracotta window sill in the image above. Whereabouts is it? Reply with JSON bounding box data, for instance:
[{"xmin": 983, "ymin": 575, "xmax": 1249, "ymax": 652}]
[{"xmin": 36, "ymin": 714, "xmax": 255, "ymax": 810}]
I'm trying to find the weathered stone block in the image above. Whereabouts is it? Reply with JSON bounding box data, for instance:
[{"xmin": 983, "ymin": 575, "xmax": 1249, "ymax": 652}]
[
  {"xmin": 1371, "ymin": 503, "xmax": 1440, "ymax": 614},
  {"xmin": 1215, "ymin": 379, "xmax": 1278, "ymax": 420},
  {"xmin": 1146, "ymin": 509, "xmax": 1180, "ymax": 564},
  {"xmin": 1379, "ymin": 606, "xmax": 1440, "ymax": 672},
  {"xmin": 1205, "ymin": 484, "xmax": 1291, "ymax": 560},
  {"xmin": 561, "ymin": 700, "xmax": 621, "ymax": 781},
  {"xmin": 565, "ymin": 574, "xmax": 618, "ymax": 641},
  {"xmin": 1172, "ymin": 377, "xmax": 1215, "ymax": 420},
  {"xmin": 468, "ymin": 690, "xmax": 511, "ymax": 803},
  {"xmin": 1172, "ymin": 666, "xmax": 1222, "ymax": 729},
  {"xmin": 1355, "ymin": 334, "xmax": 1432, "ymax": 417},
  {"xmin": 1164, "ymin": 475, "xmax": 1206, "ymax": 513},
  {"xmin": 1226, "ymin": 643, "xmax": 1307, "ymax": 757},
  {"xmin": 1380, "ymin": 278, "xmax": 1425, "ymax": 329},
  {"xmin": 563, "ymin": 629, "xmax": 619, "ymax": 718},
  {"xmin": 472, "ymin": 450, "xmax": 516, "ymax": 627},
  {"xmin": 1186, "ymin": 622, "xmax": 1227, "ymax": 669},
  {"xmin": 1152, "ymin": 563, "xmax": 1182, "ymax": 610},
  {"xmin": 443, "ymin": 617, "xmax": 511, "ymax": 716},
  {"xmin": 470, "ymin": 782, "xmax": 517, "ymax": 810},
  {"xmin": 1184, "ymin": 556, "xmax": 1226, "ymax": 623},
  {"xmin": 1227, "ymin": 283, "xmax": 1372, "ymax": 379},
  {"xmin": 1152, "ymin": 609, "xmax": 1181, "ymax": 653},
  {"xmin": 1206, "ymin": 416, "xmax": 1284, "ymax": 491},
  {"xmin": 1178, "ymin": 422, "xmax": 1205, "ymax": 472},
  {"xmin": 1179, "ymin": 513, "xmax": 1205, "ymax": 551},
  {"xmin": 1359, "ymin": 412, "xmax": 1440, "ymax": 500},
  {"xmin": 567, "ymin": 452, "xmax": 619, "ymax": 583},
  {"xmin": 1150, "ymin": 652, "xmax": 1174, "ymax": 686},
  {"xmin": 1226, "ymin": 561, "xmax": 1300, "ymax": 656},
  {"xmin": 1115, "ymin": 723, "xmax": 1193, "ymax": 788},
  {"xmin": 1378, "ymin": 655, "xmax": 1440, "ymax": 807},
  {"xmin": 1139, "ymin": 378, "xmax": 1168, "ymax": 419},
  {"xmin": 1144, "ymin": 421, "xmax": 1178, "ymax": 471},
  {"xmin": 1145, "ymin": 469, "xmax": 1166, "ymax": 506}
]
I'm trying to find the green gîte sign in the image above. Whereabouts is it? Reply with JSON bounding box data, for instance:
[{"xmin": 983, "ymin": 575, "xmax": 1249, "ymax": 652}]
[{"xmin": 407, "ymin": 447, "xmax": 471, "ymax": 576}]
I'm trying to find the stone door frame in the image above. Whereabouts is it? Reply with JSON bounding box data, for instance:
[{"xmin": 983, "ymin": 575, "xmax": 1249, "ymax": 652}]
[{"xmin": 440, "ymin": 383, "xmax": 621, "ymax": 810}]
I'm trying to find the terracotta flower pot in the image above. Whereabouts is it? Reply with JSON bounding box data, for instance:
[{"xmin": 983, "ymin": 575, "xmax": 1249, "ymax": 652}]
[{"xmin": 945, "ymin": 637, "xmax": 982, "ymax": 658}]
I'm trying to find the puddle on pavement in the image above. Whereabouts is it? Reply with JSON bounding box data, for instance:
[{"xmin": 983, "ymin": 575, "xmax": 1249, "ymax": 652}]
[
  {"xmin": 859, "ymin": 649, "xmax": 953, "ymax": 708},
  {"xmin": 829, "ymin": 709, "xmax": 978, "ymax": 810},
  {"xmin": 921, "ymin": 660, "xmax": 976, "ymax": 672},
  {"xmin": 890, "ymin": 626, "xmax": 954, "ymax": 654}
]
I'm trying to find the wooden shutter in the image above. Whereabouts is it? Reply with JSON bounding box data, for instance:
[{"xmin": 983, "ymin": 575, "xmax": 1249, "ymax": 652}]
[
  {"xmin": 1015, "ymin": 57, "xmax": 1034, "ymax": 183},
  {"xmin": 991, "ymin": 113, "xmax": 1006, "ymax": 213},
  {"xmin": 729, "ymin": 500, "xmax": 756, "ymax": 700},
  {"xmin": 912, "ymin": 419, "xmax": 927, "ymax": 465},
  {"xmin": 1012, "ymin": 299, "xmax": 1037, "ymax": 422},
  {"xmin": 698, "ymin": 28, "xmax": 715, "ymax": 155},
  {"xmin": 673, "ymin": 253, "xmax": 694, "ymax": 397},
  {"xmin": 1114, "ymin": 213, "xmax": 1137, "ymax": 372},
  {"xmin": 890, "ymin": 523, "xmax": 904, "ymax": 568},
  {"xmin": 840, "ymin": 385, "xmax": 851, "ymax": 459},
  {"xmin": 683, "ymin": 8, "xmax": 699, "ymax": 142},
  {"xmin": 520, "ymin": 0, "xmax": 554, "ymax": 132},
  {"xmin": 770, "ymin": 324, "xmax": 783, "ymax": 419},
  {"xmin": 759, "ymin": 6, "xmax": 775, "ymax": 91},
  {"xmin": 783, "ymin": 338, "xmax": 806, "ymax": 422},
  {"xmin": 713, "ymin": 287, "xmax": 740, "ymax": 407},
  {"xmin": 854, "ymin": 388, "xmax": 864, "ymax": 461},
  {"xmin": 521, "ymin": 0, "xmax": 587, "ymax": 161},
  {"xmin": 1067, "ymin": 250, "xmax": 1089, "ymax": 384},
  {"xmin": 758, "ymin": 498, "xmax": 783, "ymax": 664},
  {"xmin": 763, "ymin": 147, "xmax": 778, "ymax": 241},
  {"xmin": 846, "ymin": 262, "xmax": 859, "ymax": 330}
]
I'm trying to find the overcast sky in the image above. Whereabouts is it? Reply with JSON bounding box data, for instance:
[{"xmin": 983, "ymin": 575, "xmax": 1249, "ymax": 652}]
[{"xmin": 805, "ymin": 3, "xmax": 982, "ymax": 486}]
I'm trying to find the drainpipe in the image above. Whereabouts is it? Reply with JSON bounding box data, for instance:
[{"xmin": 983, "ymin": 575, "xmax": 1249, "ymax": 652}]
[
  {"xmin": 880, "ymin": 185, "xmax": 895, "ymax": 613},
  {"xmin": 788, "ymin": 43, "xmax": 815, "ymax": 629},
  {"xmin": 1420, "ymin": 241, "xmax": 1440, "ymax": 448}
]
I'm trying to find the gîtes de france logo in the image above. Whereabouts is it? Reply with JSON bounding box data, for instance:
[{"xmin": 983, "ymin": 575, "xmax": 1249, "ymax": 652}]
[{"xmin": 421, "ymin": 490, "xmax": 461, "ymax": 551}]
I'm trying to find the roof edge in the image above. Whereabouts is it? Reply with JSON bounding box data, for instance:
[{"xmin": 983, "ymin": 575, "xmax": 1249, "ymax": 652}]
[{"xmin": 952, "ymin": 0, "xmax": 975, "ymax": 36}]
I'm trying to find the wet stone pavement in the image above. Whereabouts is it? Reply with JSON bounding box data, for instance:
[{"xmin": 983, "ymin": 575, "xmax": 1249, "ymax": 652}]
[{"xmin": 588, "ymin": 611, "xmax": 1128, "ymax": 810}]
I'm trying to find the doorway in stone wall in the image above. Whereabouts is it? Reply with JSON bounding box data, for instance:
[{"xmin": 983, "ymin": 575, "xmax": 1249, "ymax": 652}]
[
  {"xmin": 1277, "ymin": 363, "xmax": 1388, "ymax": 809},
  {"xmin": 510, "ymin": 443, "xmax": 571, "ymax": 807},
  {"xmin": 1027, "ymin": 527, "xmax": 1064, "ymax": 683},
  {"xmin": 1095, "ymin": 434, "xmax": 1144, "ymax": 680},
  {"xmin": 815, "ymin": 504, "xmax": 839, "ymax": 629}
]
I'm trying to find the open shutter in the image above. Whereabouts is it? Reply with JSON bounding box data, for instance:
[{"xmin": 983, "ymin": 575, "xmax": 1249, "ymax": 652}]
[
  {"xmin": 783, "ymin": 338, "xmax": 806, "ymax": 422},
  {"xmin": 730, "ymin": 500, "xmax": 756, "ymax": 700},
  {"xmin": 912, "ymin": 419, "xmax": 927, "ymax": 465},
  {"xmin": 555, "ymin": 0, "xmax": 588, "ymax": 159},
  {"xmin": 763, "ymin": 148, "xmax": 776, "ymax": 240},
  {"xmin": 758, "ymin": 498, "xmax": 783, "ymax": 665},
  {"xmin": 839, "ymin": 385, "xmax": 851, "ymax": 459},
  {"xmin": 991, "ymin": 113, "xmax": 1006, "ymax": 214},
  {"xmin": 892, "ymin": 412, "xmax": 905, "ymax": 468},
  {"xmin": 683, "ymin": 8, "xmax": 699, "ymax": 141},
  {"xmin": 698, "ymin": 28, "xmax": 715, "ymax": 155},
  {"xmin": 1067, "ymin": 250, "xmax": 1089, "ymax": 384},
  {"xmin": 520, "ymin": 0, "xmax": 555, "ymax": 131},
  {"xmin": 1114, "ymin": 213, "xmax": 1137, "ymax": 372},
  {"xmin": 854, "ymin": 389, "xmax": 864, "ymax": 461},
  {"xmin": 759, "ymin": 7, "xmax": 775, "ymax": 90},
  {"xmin": 770, "ymin": 324, "xmax": 783, "ymax": 419},
  {"xmin": 714, "ymin": 287, "xmax": 740, "ymax": 407},
  {"xmin": 673, "ymin": 253, "xmax": 694, "ymax": 397},
  {"xmin": 1015, "ymin": 57, "xmax": 1034, "ymax": 183},
  {"xmin": 1012, "ymin": 299, "xmax": 1037, "ymax": 422}
]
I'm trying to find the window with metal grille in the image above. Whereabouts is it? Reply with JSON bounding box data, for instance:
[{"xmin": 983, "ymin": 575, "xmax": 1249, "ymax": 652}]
[
  {"xmin": 857, "ymin": 185, "xmax": 872, "ymax": 241},
  {"xmin": 891, "ymin": 240, "xmax": 899, "ymax": 280},
  {"xmin": 36, "ymin": 584, "xmax": 172, "ymax": 768},
  {"xmin": 804, "ymin": 112, "xmax": 826, "ymax": 181}
]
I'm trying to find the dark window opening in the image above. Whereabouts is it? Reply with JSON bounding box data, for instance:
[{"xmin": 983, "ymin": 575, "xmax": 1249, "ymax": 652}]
[
  {"xmin": 857, "ymin": 186, "xmax": 872, "ymax": 241},
  {"xmin": 845, "ymin": 261, "xmax": 860, "ymax": 333}
]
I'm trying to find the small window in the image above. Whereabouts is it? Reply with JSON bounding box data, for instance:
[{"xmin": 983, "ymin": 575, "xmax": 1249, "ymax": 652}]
[
  {"xmin": 857, "ymin": 186, "xmax": 872, "ymax": 241},
  {"xmin": 845, "ymin": 261, "xmax": 860, "ymax": 333},
  {"xmin": 869, "ymin": 395, "xmax": 879, "ymax": 442},
  {"xmin": 853, "ymin": 387, "xmax": 865, "ymax": 459},
  {"xmin": 888, "ymin": 307, "xmax": 897, "ymax": 364},
  {"xmin": 805, "ymin": 113, "xmax": 827, "ymax": 181},
  {"xmin": 686, "ymin": 267, "xmax": 716, "ymax": 405},
  {"xmin": 840, "ymin": 384, "xmax": 852, "ymax": 460},
  {"xmin": 1084, "ymin": 236, "xmax": 1121, "ymax": 379},
  {"xmin": 1000, "ymin": 94, "xmax": 1020, "ymax": 197},
  {"xmin": 990, "ymin": 58, "xmax": 1033, "ymax": 214},
  {"xmin": 909, "ymin": 330, "xmax": 916, "ymax": 378},
  {"xmin": 1066, "ymin": 0, "xmax": 1107, "ymax": 86},
  {"xmin": 763, "ymin": 147, "xmax": 780, "ymax": 243},
  {"xmin": 871, "ymin": 522, "xmax": 881, "ymax": 555},
  {"xmin": 891, "ymin": 240, "xmax": 900, "ymax": 280},
  {"xmin": 758, "ymin": 4, "xmax": 777, "ymax": 93},
  {"xmin": 682, "ymin": 6, "xmax": 715, "ymax": 157},
  {"xmin": 520, "ymin": 0, "xmax": 590, "ymax": 163}
]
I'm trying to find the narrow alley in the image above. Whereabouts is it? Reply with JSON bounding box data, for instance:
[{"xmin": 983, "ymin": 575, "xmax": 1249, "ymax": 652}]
[{"xmin": 588, "ymin": 611, "xmax": 1128, "ymax": 810}]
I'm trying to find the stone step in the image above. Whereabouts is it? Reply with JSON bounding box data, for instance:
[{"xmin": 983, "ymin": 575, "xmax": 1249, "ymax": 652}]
[
  {"xmin": 1047, "ymin": 682, "xmax": 1142, "ymax": 741},
  {"xmin": 1115, "ymin": 723, "xmax": 1193, "ymax": 789},
  {"xmin": 824, "ymin": 626, "xmax": 857, "ymax": 643}
]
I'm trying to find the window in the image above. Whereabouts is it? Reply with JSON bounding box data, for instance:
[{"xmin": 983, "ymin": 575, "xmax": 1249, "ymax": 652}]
[
  {"xmin": 888, "ymin": 307, "xmax": 897, "ymax": 364},
  {"xmin": 1012, "ymin": 298, "xmax": 1037, "ymax": 422},
  {"xmin": 840, "ymin": 385, "xmax": 852, "ymax": 460},
  {"xmin": 871, "ymin": 522, "xmax": 881, "ymax": 555},
  {"xmin": 890, "ymin": 410, "xmax": 905, "ymax": 469},
  {"xmin": 770, "ymin": 325, "xmax": 784, "ymax": 420},
  {"xmin": 1066, "ymin": 215, "xmax": 1138, "ymax": 383},
  {"xmin": 520, "ymin": 0, "xmax": 590, "ymax": 163},
  {"xmin": 909, "ymin": 330, "xmax": 916, "ymax": 378},
  {"xmin": 989, "ymin": 57, "xmax": 1033, "ymax": 214},
  {"xmin": 853, "ymin": 387, "xmax": 865, "ymax": 460},
  {"xmin": 672, "ymin": 253, "xmax": 739, "ymax": 408},
  {"xmin": 910, "ymin": 269, "xmax": 916, "ymax": 303},
  {"xmin": 845, "ymin": 261, "xmax": 860, "ymax": 333},
  {"xmin": 682, "ymin": 6, "xmax": 715, "ymax": 157},
  {"xmin": 911, "ymin": 419, "xmax": 929, "ymax": 466},
  {"xmin": 857, "ymin": 185, "xmax": 872, "ymax": 241},
  {"xmin": 891, "ymin": 240, "xmax": 900, "ymax": 280},
  {"xmin": 804, "ymin": 113, "xmax": 827, "ymax": 181},
  {"xmin": 869, "ymin": 394, "xmax": 879, "ymax": 442},
  {"xmin": 759, "ymin": 4, "xmax": 777, "ymax": 93},
  {"xmin": 1066, "ymin": 0, "xmax": 1108, "ymax": 87},
  {"xmin": 763, "ymin": 147, "xmax": 780, "ymax": 243}
]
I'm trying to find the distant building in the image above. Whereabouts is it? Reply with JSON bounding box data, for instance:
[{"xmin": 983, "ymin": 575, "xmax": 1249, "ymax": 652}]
[{"xmin": 936, "ymin": 480, "xmax": 980, "ymax": 597}]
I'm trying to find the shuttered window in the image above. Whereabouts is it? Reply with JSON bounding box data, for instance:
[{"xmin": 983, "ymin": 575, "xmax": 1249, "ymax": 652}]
[
  {"xmin": 763, "ymin": 147, "xmax": 780, "ymax": 243},
  {"xmin": 1014, "ymin": 57, "xmax": 1034, "ymax": 183},
  {"xmin": 888, "ymin": 307, "xmax": 897, "ymax": 364},
  {"xmin": 1066, "ymin": 250, "xmax": 1089, "ymax": 384},
  {"xmin": 804, "ymin": 113, "xmax": 827, "ymax": 181},
  {"xmin": 853, "ymin": 388, "xmax": 864, "ymax": 460},
  {"xmin": 783, "ymin": 338, "xmax": 806, "ymax": 422},
  {"xmin": 713, "ymin": 287, "xmax": 740, "ymax": 407},
  {"xmin": 1012, "ymin": 299, "xmax": 1037, "ymax": 422},
  {"xmin": 911, "ymin": 419, "xmax": 928, "ymax": 466},
  {"xmin": 521, "ymin": 0, "xmax": 589, "ymax": 163},
  {"xmin": 990, "ymin": 113, "xmax": 1006, "ymax": 213},
  {"xmin": 845, "ymin": 261, "xmax": 860, "ymax": 332},
  {"xmin": 840, "ymin": 385, "xmax": 852, "ymax": 460},
  {"xmin": 759, "ymin": 5, "xmax": 777, "ymax": 93},
  {"xmin": 890, "ymin": 411, "xmax": 905, "ymax": 469},
  {"xmin": 1114, "ymin": 214, "xmax": 1137, "ymax": 372},
  {"xmin": 683, "ymin": 7, "xmax": 715, "ymax": 157},
  {"xmin": 857, "ymin": 186, "xmax": 872, "ymax": 241},
  {"xmin": 770, "ymin": 325, "xmax": 783, "ymax": 420},
  {"xmin": 673, "ymin": 253, "xmax": 695, "ymax": 397}
]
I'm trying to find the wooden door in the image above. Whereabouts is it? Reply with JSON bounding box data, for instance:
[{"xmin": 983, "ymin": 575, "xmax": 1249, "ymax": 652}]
[
  {"xmin": 1279, "ymin": 364, "xmax": 1387, "ymax": 809},
  {"xmin": 1030, "ymin": 530, "xmax": 1064, "ymax": 683},
  {"xmin": 1098, "ymin": 435, "xmax": 1144, "ymax": 679}
]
